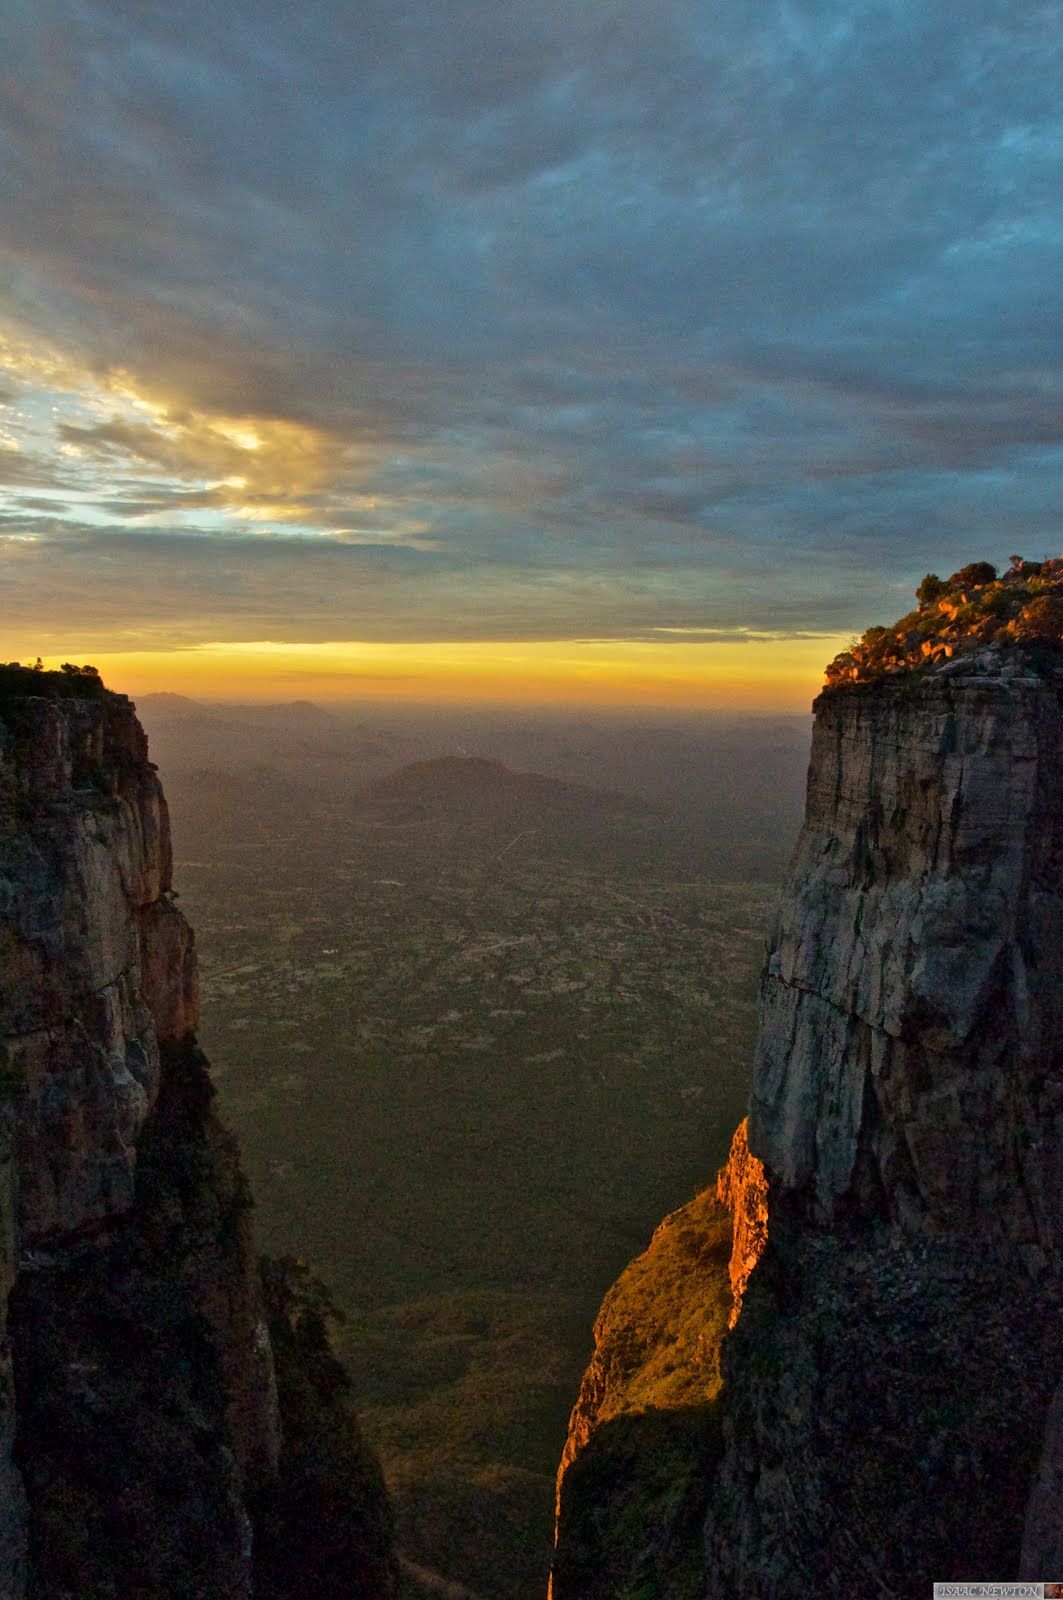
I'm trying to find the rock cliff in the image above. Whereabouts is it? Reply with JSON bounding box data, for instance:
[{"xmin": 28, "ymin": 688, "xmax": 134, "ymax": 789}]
[
  {"xmin": 0, "ymin": 671, "xmax": 395, "ymax": 1599},
  {"xmin": 552, "ymin": 635, "xmax": 1062, "ymax": 1599},
  {"xmin": 550, "ymin": 1124, "xmax": 766, "ymax": 1600}
]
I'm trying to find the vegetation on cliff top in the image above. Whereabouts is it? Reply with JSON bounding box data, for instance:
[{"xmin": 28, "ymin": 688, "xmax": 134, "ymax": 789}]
[
  {"xmin": 824, "ymin": 555, "xmax": 1063, "ymax": 688},
  {"xmin": 0, "ymin": 662, "xmax": 107, "ymax": 700}
]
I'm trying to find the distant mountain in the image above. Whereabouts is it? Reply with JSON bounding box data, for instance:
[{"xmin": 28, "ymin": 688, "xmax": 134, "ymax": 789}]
[
  {"xmin": 134, "ymin": 695, "xmax": 386, "ymax": 777},
  {"xmin": 363, "ymin": 755, "xmax": 646, "ymax": 825},
  {"xmin": 135, "ymin": 693, "xmax": 334, "ymax": 726},
  {"xmin": 134, "ymin": 691, "xmax": 212, "ymax": 718},
  {"xmin": 232, "ymin": 699, "xmax": 336, "ymax": 726}
]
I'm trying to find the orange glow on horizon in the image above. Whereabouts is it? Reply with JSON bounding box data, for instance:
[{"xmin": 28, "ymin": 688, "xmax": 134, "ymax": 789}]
[{"xmin": 30, "ymin": 635, "xmax": 846, "ymax": 712}]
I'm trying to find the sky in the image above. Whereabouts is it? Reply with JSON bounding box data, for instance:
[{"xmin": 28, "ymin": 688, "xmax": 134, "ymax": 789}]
[{"xmin": 1, "ymin": 0, "xmax": 1060, "ymax": 708}]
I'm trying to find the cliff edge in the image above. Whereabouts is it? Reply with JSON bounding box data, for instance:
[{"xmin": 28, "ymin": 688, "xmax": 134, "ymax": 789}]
[
  {"xmin": 552, "ymin": 573, "xmax": 1063, "ymax": 1598},
  {"xmin": 708, "ymin": 641, "xmax": 1062, "ymax": 1597},
  {"xmin": 0, "ymin": 669, "xmax": 395, "ymax": 1599}
]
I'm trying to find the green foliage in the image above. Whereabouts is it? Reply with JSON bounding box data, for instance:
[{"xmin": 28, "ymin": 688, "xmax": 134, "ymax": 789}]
[
  {"xmin": 916, "ymin": 573, "xmax": 946, "ymax": 605},
  {"xmin": 552, "ymin": 1406, "xmax": 724, "ymax": 1600},
  {"xmin": 170, "ymin": 726, "xmax": 783, "ymax": 1596},
  {"xmin": 947, "ymin": 560, "xmax": 997, "ymax": 588},
  {"xmin": 1011, "ymin": 593, "xmax": 1063, "ymax": 640},
  {"xmin": 260, "ymin": 1254, "xmax": 347, "ymax": 1365},
  {"xmin": 545, "ymin": 1187, "xmax": 734, "ymax": 1598}
]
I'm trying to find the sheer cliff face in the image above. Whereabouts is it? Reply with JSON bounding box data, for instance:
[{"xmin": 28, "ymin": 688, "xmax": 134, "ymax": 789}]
[
  {"xmin": 709, "ymin": 652, "xmax": 1063, "ymax": 1598},
  {"xmin": 753, "ymin": 655, "xmax": 1062, "ymax": 1251},
  {"xmin": 2, "ymin": 693, "xmax": 196, "ymax": 1238},
  {"xmin": 552, "ymin": 649, "xmax": 1063, "ymax": 1600},
  {"xmin": 0, "ymin": 687, "xmax": 278, "ymax": 1598}
]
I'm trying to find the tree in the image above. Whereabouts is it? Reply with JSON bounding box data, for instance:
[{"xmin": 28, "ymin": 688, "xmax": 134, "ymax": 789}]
[
  {"xmin": 947, "ymin": 561, "xmax": 997, "ymax": 589},
  {"xmin": 916, "ymin": 574, "xmax": 947, "ymax": 606}
]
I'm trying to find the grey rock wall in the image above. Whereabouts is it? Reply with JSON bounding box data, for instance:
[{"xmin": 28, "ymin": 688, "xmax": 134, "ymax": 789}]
[
  {"xmin": 752, "ymin": 656, "xmax": 1062, "ymax": 1251},
  {"xmin": 0, "ymin": 687, "xmax": 279, "ymax": 1598},
  {"xmin": 705, "ymin": 652, "xmax": 1063, "ymax": 1598}
]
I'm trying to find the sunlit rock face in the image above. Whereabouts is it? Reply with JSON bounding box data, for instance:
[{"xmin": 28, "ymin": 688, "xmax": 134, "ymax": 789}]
[
  {"xmin": 706, "ymin": 649, "xmax": 1063, "ymax": 1598},
  {"xmin": 1, "ymin": 693, "xmax": 196, "ymax": 1240},
  {"xmin": 715, "ymin": 1119, "xmax": 767, "ymax": 1328},
  {"xmin": 0, "ymin": 682, "xmax": 278, "ymax": 1599},
  {"xmin": 549, "ymin": 1124, "xmax": 767, "ymax": 1600}
]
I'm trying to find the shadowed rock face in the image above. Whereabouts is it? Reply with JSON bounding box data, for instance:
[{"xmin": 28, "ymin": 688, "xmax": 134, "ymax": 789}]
[
  {"xmin": 0, "ymin": 678, "xmax": 396, "ymax": 1600},
  {"xmin": 552, "ymin": 647, "xmax": 1062, "ymax": 1600},
  {"xmin": 0, "ymin": 685, "xmax": 279, "ymax": 1598}
]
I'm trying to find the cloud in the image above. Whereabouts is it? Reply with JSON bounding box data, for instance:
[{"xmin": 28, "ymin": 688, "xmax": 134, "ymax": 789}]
[
  {"xmin": 0, "ymin": 520, "xmax": 879, "ymax": 654},
  {"xmin": 0, "ymin": 445, "xmax": 76, "ymax": 490},
  {"xmin": 0, "ymin": 0, "xmax": 1059, "ymax": 657}
]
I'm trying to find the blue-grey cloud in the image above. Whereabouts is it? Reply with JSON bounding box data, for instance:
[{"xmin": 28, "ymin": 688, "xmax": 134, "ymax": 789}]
[{"xmin": 0, "ymin": 0, "xmax": 1060, "ymax": 648}]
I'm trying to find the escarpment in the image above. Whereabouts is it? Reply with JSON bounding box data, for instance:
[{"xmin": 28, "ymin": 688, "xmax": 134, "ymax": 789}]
[
  {"xmin": 752, "ymin": 650, "xmax": 1062, "ymax": 1246},
  {"xmin": 553, "ymin": 634, "xmax": 1062, "ymax": 1599},
  {"xmin": 0, "ymin": 672, "xmax": 395, "ymax": 1599}
]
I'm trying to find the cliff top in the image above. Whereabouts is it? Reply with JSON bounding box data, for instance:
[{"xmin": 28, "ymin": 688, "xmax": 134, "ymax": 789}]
[
  {"xmin": 0, "ymin": 661, "xmax": 110, "ymax": 702},
  {"xmin": 824, "ymin": 554, "xmax": 1063, "ymax": 689}
]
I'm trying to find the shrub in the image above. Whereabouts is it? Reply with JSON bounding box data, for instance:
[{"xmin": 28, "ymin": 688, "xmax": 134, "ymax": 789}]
[
  {"xmin": 947, "ymin": 561, "xmax": 997, "ymax": 589},
  {"xmin": 916, "ymin": 574, "xmax": 947, "ymax": 605},
  {"xmin": 1009, "ymin": 595, "xmax": 1063, "ymax": 641}
]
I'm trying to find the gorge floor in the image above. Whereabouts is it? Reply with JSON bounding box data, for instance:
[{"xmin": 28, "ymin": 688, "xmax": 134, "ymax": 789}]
[{"xmin": 169, "ymin": 782, "xmax": 776, "ymax": 1598}]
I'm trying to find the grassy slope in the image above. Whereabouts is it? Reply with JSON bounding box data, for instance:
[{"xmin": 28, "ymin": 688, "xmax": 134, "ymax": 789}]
[{"xmin": 549, "ymin": 1188, "xmax": 734, "ymax": 1600}]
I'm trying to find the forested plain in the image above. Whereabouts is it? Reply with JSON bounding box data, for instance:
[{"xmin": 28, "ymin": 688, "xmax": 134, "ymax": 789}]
[{"xmin": 138, "ymin": 696, "xmax": 808, "ymax": 1599}]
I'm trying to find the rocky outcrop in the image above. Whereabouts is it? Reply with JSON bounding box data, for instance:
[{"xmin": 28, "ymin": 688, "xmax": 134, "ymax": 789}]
[
  {"xmin": 714, "ymin": 1120, "xmax": 767, "ymax": 1328},
  {"xmin": 0, "ymin": 683, "xmax": 279, "ymax": 1597},
  {"xmin": 0, "ymin": 674, "xmax": 395, "ymax": 1598},
  {"xmin": 550, "ymin": 1126, "xmax": 767, "ymax": 1600},
  {"xmin": 1021, "ymin": 1376, "xmax": 1063, "ymax": 1579},
  {"xmin": 2, "ymin": 692, "xmax": 176, "ymax": 1243},
  {"xmin": 549, "ymin": 1187, "xmax": 731, "ymax": 1600},
  {"xmin": 552, "ymin": 641, "xmax": 1062, "ymax": 1600}
]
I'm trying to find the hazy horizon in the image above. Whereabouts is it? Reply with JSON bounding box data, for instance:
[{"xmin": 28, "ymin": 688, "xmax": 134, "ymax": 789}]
[
  {"xmin": 133, "ymin": 687, "xmax": 812, "ymax": 721},
  {"xmin": 25, "ymin": 632, "xmax": 843, "ymax": 713}
]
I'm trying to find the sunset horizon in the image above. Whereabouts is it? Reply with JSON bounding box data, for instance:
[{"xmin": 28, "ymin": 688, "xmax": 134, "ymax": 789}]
[
  {"xmin": 4, "ymin": 6, "xmax": 1057, "ymax": 709},
  {"xmin": 20, "ymin": 631, "xmax": 845, "ymax": 712}
]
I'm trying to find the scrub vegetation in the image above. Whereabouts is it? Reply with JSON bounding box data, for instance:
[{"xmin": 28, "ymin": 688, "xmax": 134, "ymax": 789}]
[{"xmin": 825, "ymin": 555, "xmax": 1063, "ymax": 687}]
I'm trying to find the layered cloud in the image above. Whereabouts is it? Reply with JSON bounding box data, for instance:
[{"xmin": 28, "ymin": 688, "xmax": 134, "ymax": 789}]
[{"xmin": 1, "ymin": 0, "xmax": 1060, "ymax": 664}]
